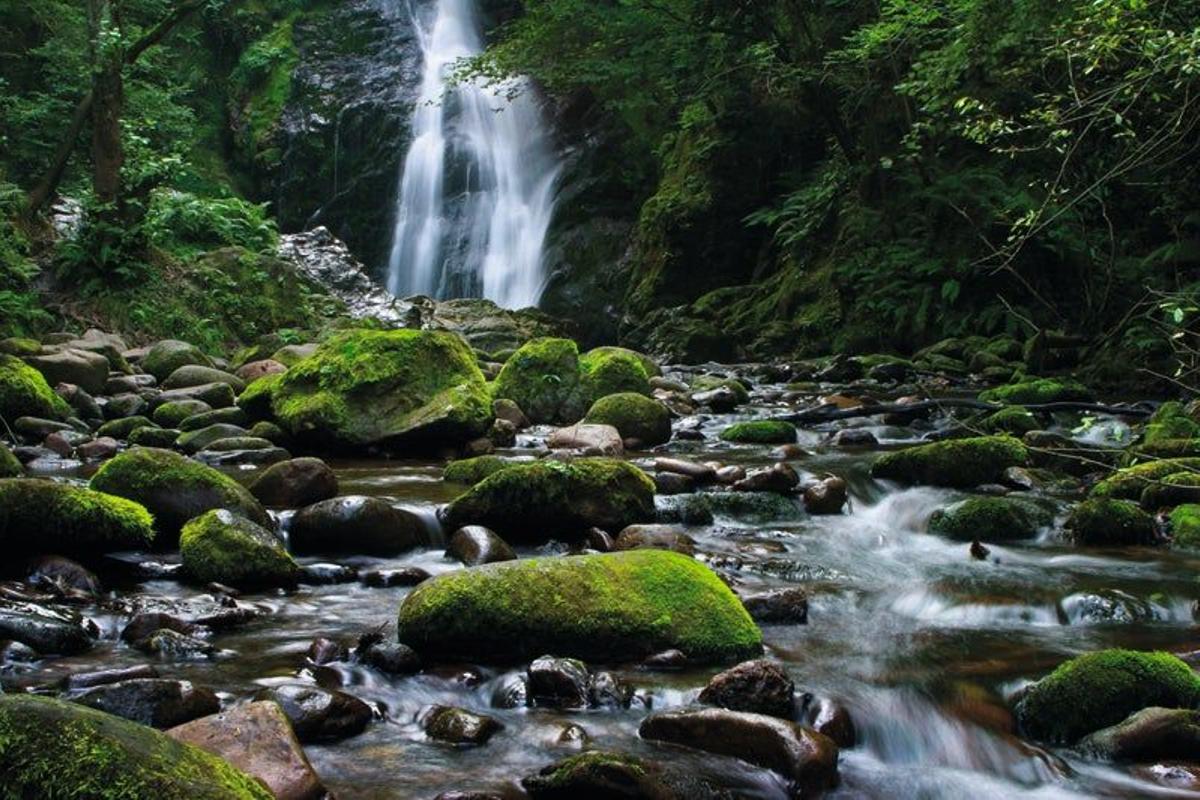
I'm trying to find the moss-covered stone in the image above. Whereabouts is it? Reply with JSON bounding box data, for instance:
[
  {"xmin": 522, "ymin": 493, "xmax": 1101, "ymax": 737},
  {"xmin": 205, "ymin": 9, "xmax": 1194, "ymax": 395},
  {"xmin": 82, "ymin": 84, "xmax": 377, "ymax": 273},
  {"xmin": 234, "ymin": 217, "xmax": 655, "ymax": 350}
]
[
  {"xmin": 128, "ymin": 427, "xmax": 182, "ymax": 448},
  {"xmin": 0, "ymin": 478, "xmax": 154, "ymax": 556},
  {"xmin": 1168, "ymin": 504, "xmax": 1200, "ymax": 549},
  {"xmin": 718, "ymin": 420, "xmax": 797, "ymax": 445},
  {"xmin": 928, "ymin": 497, "xmax": 1054, "ymax": 542},
  {"xmin": 490, "ymin": 337, "xmax": 584, "ymax": 424},
  {"xmin": 1144, "ymin": 401, "xmax": 1200, "ymax": 445},
  {"xmin": 179, "ymin": 407, "xmax": 250, "ymax": 432},
  {"xmin": 141, "ymin": 340, "xmax": 212, "ymax": 383},
  {"xmin": 871, "ymin": 436, "xmax": 1028, "ymax": 488},
  {"xmin": 1065, "ymin": 498, "xmax": 1157, "ymax": 546},
  {"xmin": 978, "ymin": 378, "xmax": 1093, "ymax": 405},
  {"xmin": 443, "ymin": 458, "xmax": 656, "ymax": 542},
  {"xmin": 583, "ymin": 393, "xmax": 672, "ymax": 446},
  {"xmin": 176, "ymin": 424, "xmax": 250, "ymax": 454},
  {"xmin": 0, "ymin": 353, "xmax": 70, "ymax": 421},
  {"xmin": 0, "ymin": 442, "xmax": 21, "ymax": 478},
  {"xmin": 691, "ymin": 375, "xmax": 750, "ymax": 405},
  {"xmin": 1090, "ymin": 458, "xmax": 1200, "ymax": 500},
  {"xmin": 443, "ymin": 455, "xmax": 511, "ymax": 485},
  {"xmin": 980, "ymin": 406, "xmax": 1038, "ymax": 436},
  {"xmin": 1130, "ymin": 438, "xmax": 1200, "ymax": 460},
  {"xmin": 152, "ymin": 400, "xmax": 213, "ymax": 428},
  {"xmin": 578, "ymin": 347, "xmax": 651, "ymax": 403},
  {"xmin": 1014, "ymin": 649, "xmax": 1200, "ymax": 744},
  {"xmin": 397, "ymin": 550, "xmax": 762, "ymax": 663},
  {"xmin": 236, "ymin": 373, "xmax": 284, "ymax": 420},
  {"xmin": 1140, "ymin": 471, "xmax": 1200, "ymax": 510},
  {"xmin": 270, "ymin": 329, "xmax": 492, "ymax": 449},
  {"xmin": 0, "ymin": 694, "xmax": 272, "ymax": 799},
  {"xmin": 0, "ymin": 337, "xmax": 41, "ymax": 357},
  {"xmin": 180, "ymin": 509, "xmax": 299, "ymax": 589},
  {"xmin": 96, "ymin": 416, "xmax": 159, "ymax": 440},
  {"xmin": 583, "ymin": 346, "xmax": 661, "ymax": 378},
  {"xmin": 90, "ymin": 448, "xmax": 270, "ymax": 542}
]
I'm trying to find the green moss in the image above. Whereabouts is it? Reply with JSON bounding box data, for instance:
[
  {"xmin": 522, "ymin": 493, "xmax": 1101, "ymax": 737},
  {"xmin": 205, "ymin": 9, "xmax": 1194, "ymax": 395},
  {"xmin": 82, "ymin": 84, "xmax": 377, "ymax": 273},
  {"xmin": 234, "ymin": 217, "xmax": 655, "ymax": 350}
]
[
  {"xmin": 1090, "ymin": 458, "xmax": 1200, "ymax": 500},
  {"xmin": 579, "ymin": 348, "xmax": 651, "ymax": 403},
  {"xmin": 0, "ymin": 337, "xmax": 41, "ymax": 356},
  {"xmin": 928, "ymin": 497, "xmax": 1054, "ymax": 542},
  {"xmin": 583, "ymin": 346, "xmax": 661, "ymax": 378},
  {"xmin": 90, "ymin": 447, "xmax": 270, "ymax": 540},
  {"xmin": 0, "ymin": 695, "xmax": 272, "ymax": 799},
  {"xmin": 1169, "ymin": 504, "xmax": 1200, "ymax": 549},
  {"xmin": 0, "ymin": 353, "xmax": 70, "ymax": 421},
  {"xmin": 526, "ymin": 751, "xmax": 651, "ymax": 793},
  {"xmin": 397, "ymin": 550, "xmax": 762, "ymax": 664},
  {"xmin": 443, "ymin": 455, "xmax": 511, "ymax": 485},
  {"xmin": 153, "ymin": 400, "xmax": 213, "ymax": 428},
  {"xmin": 690, "ymin": 375, "xmax": 750, "ymax": 404},
  {"xmin": 1130, "ymin": 438, "xmax": 1200, "ymax": 460},
  {"xmin": 0, "ymin": 442, "xmax": 21, "ymax": 478},
  {"xmin": 180, "ymin": 509, "xmax": 299, "ymax": 589},
  {"xmin": 1140, "ymin": 471, "xmax": 1200, "ymax": 510},
  {"xmin": 1065, "ymin": 498, "xmax": 1157, "ymax": 546},
  {"xmin": 1144, "ymin": 401, "xmax": 1200, "ymax": 445},
  {"xmin": 491, "ymin": 337, "xmax": 584, "ymax": 424},
  {"xmin": 141, "ymin": 340, "xmax": 212, "ymax": 383},
  {"xmin": 232, "ymin": 15, "xmax": 299, "ymax": 172},
  {"xmin": 0, "ymin": 478, "xmax": 154, "ymax": 556},
  {"xmin": 978, "ymin": 378, "xmax": 1093, "ymax": 405},
  {"xmin": 583, "ymin": 393, "xmax": 672, "ymax": 446},
  {"xmin": 980, "ymin": 406, "xmax": 1038, "ymax": 436},
  {"xmin": 271, "ymin": 329, "xmax": 492, "ymax": 449},
  {"xmin": 96, "ymin": 416, "xmax": 159, "ymax": 440},
  {"xmin": 871, "ymin": 436, "xmax": 1028, "ymax": 488},
  {"xmin": 1014, "ymin": 649, "xmax": 1200, "ymax": 744},
  {"xmin": 443, "ymin": 458, "xmax": 656, "ymax": 542},
  {"xmin": 718, "ymin": 420, "xmax": 797, "ymax": 444},
  {"xmin": 236, "ymin": 373, "xmax": 284, "ymax": 419},
  {"xmin": 128, "ymin": 427, "xmax": 182, "ymax": 448}
]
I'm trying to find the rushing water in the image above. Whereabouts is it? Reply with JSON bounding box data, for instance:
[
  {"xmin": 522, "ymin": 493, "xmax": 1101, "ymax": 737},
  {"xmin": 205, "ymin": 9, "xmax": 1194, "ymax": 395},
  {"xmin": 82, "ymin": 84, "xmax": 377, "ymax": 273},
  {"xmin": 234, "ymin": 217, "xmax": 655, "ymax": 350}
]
[
  {"xmin": 384, "ymin": 0, "xmax": 560, "ymax": 308},
  {"xmin": 9, "ymin": 373, "xmax": 1200, "ymax": 799}
]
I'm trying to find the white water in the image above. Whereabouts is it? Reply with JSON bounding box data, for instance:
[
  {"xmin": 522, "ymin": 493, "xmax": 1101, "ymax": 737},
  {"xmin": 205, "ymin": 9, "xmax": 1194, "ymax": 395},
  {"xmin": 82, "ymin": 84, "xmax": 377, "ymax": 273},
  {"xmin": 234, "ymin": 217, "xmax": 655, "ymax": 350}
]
[{"xmin": 385, "ymin": 0, "xmax": 560, "ymax": 308}]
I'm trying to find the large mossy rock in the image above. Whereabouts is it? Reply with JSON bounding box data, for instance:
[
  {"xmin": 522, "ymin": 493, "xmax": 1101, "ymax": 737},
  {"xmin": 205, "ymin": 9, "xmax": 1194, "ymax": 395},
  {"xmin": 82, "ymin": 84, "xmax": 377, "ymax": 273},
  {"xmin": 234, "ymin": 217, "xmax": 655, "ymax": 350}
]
[
  {"xmin": 490, "ymin": 337, "xmax": 584, "ymax": 424},
  {"xmin": 142, "ymin": 340, "xmax": 213, "ymax": 382},
  {"xmin": 0, "ymin": 479, "xmax": 155, "ymax": 557},
  {"xmin": 0, "ymin": 354, "xmax": 70, "ymax": 421},
  {"xmin": 442, "ymin": 458, "xmax": 656, "ymax": 542},
  {"xmin": 583, "ymin": 393, "xmax": 672, "ymax": 446},
  {"xmin": 270, "ymin": 329, "xmax": 491, "ymax": 449},
  {"xmin": 1169, "ymin": 504, "xmax": 1200, "ymax": 549},
  {"xmin": 90, "ymin": 448, "xmax": 271, "ymax": 542},
  {"xmin": 978, "ymin": 378, "xmax": 1093, "ymax": 405},
  {"xmin": 578, "ymin": 347, "xmax": 651, "ymax": 402},
  {"xmin": 180, "ymin": 510, "xmax": 299, "ymax": 589},
  {"xmin": 928, "ymin": 497, "xmax": 1053, "ymax": 542},
  {"xmin": 1090, "ymin": 458, "xmax": 1200, "ymax": 500},
  {"xmin": 0, "ymin": 695, "xmax": 272, "ymax": 799},
  {"xmin": 719, "ymin": 420, "xmax": 797, "ymax": 445},
  {"xmin": 1014, "ymin": 649, "xmax": 1200, "ymax": 744},
  {"xmin": 870, "ymin": 436, "xmax": 1028, "ymax": 488},
  {"xmin": 397, "ymin": 551, "xmax": 762, "ymax": 663},
  {"xmin": 1065, "ymin": 498, "xmax": 1157, "ymax": 546}
]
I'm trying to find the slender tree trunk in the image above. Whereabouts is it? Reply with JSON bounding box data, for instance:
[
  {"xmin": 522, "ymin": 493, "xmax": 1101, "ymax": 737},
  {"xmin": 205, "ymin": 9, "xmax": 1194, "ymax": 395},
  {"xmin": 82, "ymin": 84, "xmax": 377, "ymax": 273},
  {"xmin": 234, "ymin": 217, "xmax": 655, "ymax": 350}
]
[{"xmin": 89, "ymin": 0, "xmax": 124, "ymax": 211}]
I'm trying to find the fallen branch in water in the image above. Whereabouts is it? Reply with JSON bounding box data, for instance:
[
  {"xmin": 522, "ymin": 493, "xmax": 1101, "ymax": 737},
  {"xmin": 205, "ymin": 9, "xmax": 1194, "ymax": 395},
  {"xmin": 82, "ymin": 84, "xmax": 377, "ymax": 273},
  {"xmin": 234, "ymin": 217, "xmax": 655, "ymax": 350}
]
[{"xmin": 778, "ymin": 398, "xmax": 1155, "ymax": 425}]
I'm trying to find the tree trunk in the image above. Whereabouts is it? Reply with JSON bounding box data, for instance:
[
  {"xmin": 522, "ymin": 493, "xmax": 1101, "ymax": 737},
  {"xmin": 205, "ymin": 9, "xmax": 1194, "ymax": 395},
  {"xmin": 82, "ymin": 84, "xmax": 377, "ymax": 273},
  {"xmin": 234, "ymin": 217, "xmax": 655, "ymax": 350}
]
[{"xmin": 89, "ymin": 0, "xmax": 124, "ymax": 211}]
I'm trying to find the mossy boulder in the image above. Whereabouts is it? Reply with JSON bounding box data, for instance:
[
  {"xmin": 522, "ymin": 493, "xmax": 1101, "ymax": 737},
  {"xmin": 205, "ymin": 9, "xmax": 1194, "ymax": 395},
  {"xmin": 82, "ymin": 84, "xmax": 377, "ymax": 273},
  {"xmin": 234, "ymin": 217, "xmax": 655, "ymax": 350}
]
[
  {"xmin": 978, "ymin": 378, "xmax": 1093, "ymax": 405},
  {"xmin": 0, "ymin": 694, "xmax": 272, "ymax": 799},
  {"xmin": 442, "ymin": 458, "xmax": 656, "ymax": 542},
  {"xmin": 180, "ymin": 509, "xmax": 299, "ymax": 589},
  {"xmin": 397, "ymin": 550, "xmax": 762, "ymax": 663},
  {"xmin": 871, "ymin": 436, "xmax": 1028, "ymax": 488},
  {"xmin": 1140, "ymin": 471, "xmax": 1200, "ymax": 510},
  {"xmin": 153, "ymin": 400, "xmax": 213, "ymax": 428},
  {"xmin": 1065, "ymin": 498, "xmax": 1157, "ymax": 546},
  {"xmin": 270, "ymin": 329, "xmax": 492, "ymax": 449},
  {"xmin": 1169, "ymin": 504, "xmax": 1200, "ymax": 549},
  {"xmin": 719, "ymin": 420, "xmax": 797, "ymax": 445},
  {"xmin": 1014, "ymin": 649, "xmax": 1200, "ymax": 744},
  {"xmin": 142, "ymin": 340, "xmax": 212, "ymax": 382},
  {"xmin": 1091, "ymin": 458, "xmax": 1200, "ymax": 500},
  {"xmin": 0, "ymin": 479, "xmax": 155, "ymax": 557},
  {"xmin": 691, "ymin": 375, "xmax": 750, "ymax": 405},
  {"xmin": 490, "ymin": 337, "xmax": 585, "ymax": 424},
  {"xmin": 578, "ymin": 347, "xmax": 651, "ymax": 402},
  {"xmin": 176, "ymin": 424, "xmax": 250, "ymax": 454},
  {"xmin": 980, "ymin": 406, "xmax": 1038, "ymax": 436},
  {"xmin": 443, "ymin": 455, "xmax": 511, "ymax": 485},
  {"xmin": 129, "ymin": 427, "xmax": 182, "ymax": 448},
  {"xmin": 584, "ymin": 346, "xmax": 661, "ymax": 378},
  {"xmin": 0, "ymin": 354, "xmax": 70, "ymax": 421},
  {"xmin": 583, "ymin": 393, "xmax": 672, "ymax": 446},
  {"xmin": 0, "ymin": 442, "xmax": 21, "ymax": 478},
  {"xmin": 236, "ymin": 373, "xmax": 284, "ymax": 420},
  {"xmin": 928, "ymin": 497, "xmax": 1054, "ymax": 542},
  {"xmin": 90, "ymin": 448, "xmax": 271, "ymax": 542}
]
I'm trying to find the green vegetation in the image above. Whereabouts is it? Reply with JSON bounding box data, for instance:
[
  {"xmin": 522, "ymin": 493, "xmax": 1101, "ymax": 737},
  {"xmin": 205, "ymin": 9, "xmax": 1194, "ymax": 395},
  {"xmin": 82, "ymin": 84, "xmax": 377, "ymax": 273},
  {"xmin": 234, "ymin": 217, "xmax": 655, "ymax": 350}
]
[
  {"xmin": 1014, "ymin": 649, "xmax": 1200, "ymax": 744},
  {"xmin": 0, "ymin": 353, "xmax": 70, "ymax": 421},
  {"xmin": 1065, "ymin": 498, "xmax": 1157, "ymax": 547},
  {"xmin": 584, "ymin": 392, "xmax": 672, "ymax": 446},
  {"xmin": 490, "ymin": 337, "xmax": 584, "ymax": 424},
  {"xmin": 1090, "ymin": 458, "xmax": 1200, "ymax": 501},
  {"xmin": 928, "ymin": 497, "xmax": 1053, "ymax": 542},
  {"xmin": 1168, "ymin": 504, "xmax": 1200, "ymax": 549},
  {"xmin": 0, "ymin": 478, "xmax": 155, "ymax": 556},
  {"xmin": 397, "ymin": 550, "xmax": 763, "ymax": 663},
  {"xmin": 0, "ymin": 441, "xmax": 21, "ymax": 478},
  {"xmin": 180, "ymin": 509, "xmax": 299, "ymax": 589},
  {"xmin": 871, "ymin": 436, "xmax": 1028, "ymax": 488},
  {"xmin": 978, "ymin": 380, "xmax": 1093, "ymax": 406},
  {"xmin": 979, "ymin": 406, "xmax": 1038, "ymax": 436},
  {"xmin": 443, "ymin": 455, "xmax": 511, "ymax": 485},
  {"xmin": 719, "ymin": 420, "xmax": 797, "ymax": 445}
]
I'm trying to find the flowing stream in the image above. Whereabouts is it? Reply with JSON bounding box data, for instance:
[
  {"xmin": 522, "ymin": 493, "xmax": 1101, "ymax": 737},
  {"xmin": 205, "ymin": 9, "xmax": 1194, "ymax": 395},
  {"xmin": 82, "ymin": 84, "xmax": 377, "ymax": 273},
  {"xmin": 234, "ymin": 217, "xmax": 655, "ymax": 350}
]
[{"xmin": 385, "ymin": 0, "xmax": 560, "ymax": 308}]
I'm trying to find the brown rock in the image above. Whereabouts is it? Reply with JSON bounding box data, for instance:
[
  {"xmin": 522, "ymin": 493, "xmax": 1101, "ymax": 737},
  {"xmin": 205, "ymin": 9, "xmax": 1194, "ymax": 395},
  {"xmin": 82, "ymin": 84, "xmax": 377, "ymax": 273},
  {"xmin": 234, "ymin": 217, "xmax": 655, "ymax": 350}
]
[{"xmin": 698, "ymin": 659, "xmax": 795, "ymax": 718}]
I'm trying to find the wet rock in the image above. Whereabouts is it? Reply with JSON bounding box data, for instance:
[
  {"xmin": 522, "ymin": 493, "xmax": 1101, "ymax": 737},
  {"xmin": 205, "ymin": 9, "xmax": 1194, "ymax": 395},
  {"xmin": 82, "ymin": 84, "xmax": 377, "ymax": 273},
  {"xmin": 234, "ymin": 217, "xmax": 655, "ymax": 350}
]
[
  {"xmin": 43, "ymin": 429, "xmax": 92, "ymax": 457},
  {"xmin": 528, "ymin": 656, "xmax": 591, "ymax": 709},
  {"xmin": 120, "ymin": 612, "xmax": 200, "ymax": 644},
  {"xmin": 803, "ymin": 475, "xmax": 848, "ymax": 515},
  {"xmin": 55, "ymin": 383, "xmax": 102, "ymax": 422},
  {"xmin": 163, "ymin": 365, "xmax": 246, "ymax": 394},
  {"xmin": 555, "ymin": 723, "xmax": 590, "ymax": 749},
  {"xmin": 492, "ymin": 398, "xmax": 530, "ymax": 429},
  {"xmin": 699, "ymin": 658, "xmax": 795, "ymax": 718},
  {"xmin": 155, "ymin": 381, "xmax": 237, "ymax": 410},
  {"xmin": 446, "ymin": 525, "xmax": 517, "ymax": 566},
  {"xmin": 168, "ymin": 701, "xmax": 327, "ymax": 800},
  {"xmin": 547, "ymin": 423, "xmax": 624, "ymax": 456},
  {"xmin": 24, "ymin": 348, "xmax": 110, "ymax": 394},
  {"xmin": 733, "ymin": 463, "xmax": 799, "ymax": 494},
  {"xmin": 235, "ymin": 359, "xmax": 288, "ymax": 383},
  {"xmin": 720, "ymin": 421, "xmax": 796, "ymax": 445},
  {"xmin": 801, "ymin": 696, "xmax": 856, "ymax": 747},
  {"xmin": 361, "ymin": 566, "xmax": 431, "ymax": 587},
  {"xmin": 588, "ymin": 671, "xmax": 635, "ymax": 709},
  {"xmin": 522, "ymin": 751, "xmax": 728, "ymax": 799},
  {"xmin": 0, "ymin": 603, "xmax": 93, "ymax": 655},
  {"xmin": 299, "ymin": 563, "xmax": 358, "ymax": 584},
  {"xmin": 290, "ymin": 495, "xmax": 426, "ymax": 555},
  {"xmin": 871, "ymin": 435, "xmax": 1028, "ymax": 488},
  {"xmin": 1065, "ymin": 498, "xmax": 1158, "ymax": 547},
  {"xmin": 692, "ymin": 386, "xmax": 740, "ymax": 412},
  {"xmin": 714, "ymin": 465, "xmax": 747, "ymax": 484},
  {"xmin": 641, "ymin": 649, "xmax": 688, "ymax": 671},
  {"xmin": 26, "ymin": 555, "xmax": 100, "ymax": 595},
  {"xmin": 490, "ymin": 674, "xmax": 529, "ymax": 709},
  {"xmin": 613, "ymin": 524, "xmax": 696, "ymax": 555},
  {"xmin": 930, "ymin": 496, "xmax": 1054, "ymax": 542},
  {"xmin": 654, "ymin": 472, "xmax": 695, "ymax": 494},
  {"xmin": 489, "ymin": 418, "xmax": 517, "ymax": 447},
  {"xmin": 421, "ymin": 704, "xmax": 504, "ymax": 746},
  {"xmin": 134, "ymin": 628, "xmax": 218, "ymax": 660},
  {"xmin": 640, "ymin": 708, "xmax": 839, "ymax": 795},
  {"xmin": 583, "ymin": 393, "xmax": 672, "ymax": 447},
  {"xmin": 255, "ymin": 684, "xmax": 373, "ymax": 742},
  {"xmin": 102, "ymin": 392, "xmax": 150, "ymax": 421},
  {"xmin": 14, "ymin": 416, "xmax": 73, "ymax": 441},
  {"xmin": 307, "ymin": 637, "xmax": 346, "ymax": 665},
  {"xmin": 970, "ymin": 541, "xmax": 991, "ymax": 560},
  {"xmin": 181, "ymin": 509, "xmax": 299, "ymax": 590},
  {"xmin": 68, "ymin": 678, "xmax": 219, "ymax": 728},
  {"xmin": 76, "ymin": 436, "xmax": 119, "ymax": 461},
  {"xmin": 1079, "ymin": 707, "xmax": 1200, "ymax": 762},
  {"xmin": 247, "ymin": 457, "xmax": 339, "ymax": 510},
  {"xmin": 0, "ymin": 640, "xmax": 38, "ymax": 662},
  {"xmin": 584, "ymin": 526, "xmax": 614, "ymax": 551},
  {"xmin": 358, "ymin": 640, "xmax": 421, "ymax": 675},
  {"xmin": 63, "ymin": 664, "xmax": 159, "ymax": 690}
]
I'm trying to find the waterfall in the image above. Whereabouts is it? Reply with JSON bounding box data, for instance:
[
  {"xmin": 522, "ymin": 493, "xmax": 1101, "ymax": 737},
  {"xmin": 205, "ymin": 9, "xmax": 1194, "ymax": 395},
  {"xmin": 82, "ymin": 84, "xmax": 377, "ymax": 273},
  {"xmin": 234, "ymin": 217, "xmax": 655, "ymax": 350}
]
[{"xmin": 385, "ymin": 0, "xmax": 560, "ymax": 309}]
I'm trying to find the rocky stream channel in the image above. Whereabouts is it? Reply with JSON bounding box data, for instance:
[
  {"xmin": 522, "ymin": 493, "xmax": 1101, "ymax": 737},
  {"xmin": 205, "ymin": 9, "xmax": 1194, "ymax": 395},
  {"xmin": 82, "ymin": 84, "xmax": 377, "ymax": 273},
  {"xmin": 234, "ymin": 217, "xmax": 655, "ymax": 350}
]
[{"xmin": 1, "ymin": 331, "xmax": 1199, "ymax": 799}]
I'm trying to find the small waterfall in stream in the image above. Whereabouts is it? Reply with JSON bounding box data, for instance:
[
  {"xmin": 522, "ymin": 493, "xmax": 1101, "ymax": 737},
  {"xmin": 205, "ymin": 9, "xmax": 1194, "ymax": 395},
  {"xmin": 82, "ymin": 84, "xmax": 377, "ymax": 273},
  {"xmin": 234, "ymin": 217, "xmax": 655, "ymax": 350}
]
[{"xmin": 385, "ymin": 0, "xmax": 560, "ymax": 308}]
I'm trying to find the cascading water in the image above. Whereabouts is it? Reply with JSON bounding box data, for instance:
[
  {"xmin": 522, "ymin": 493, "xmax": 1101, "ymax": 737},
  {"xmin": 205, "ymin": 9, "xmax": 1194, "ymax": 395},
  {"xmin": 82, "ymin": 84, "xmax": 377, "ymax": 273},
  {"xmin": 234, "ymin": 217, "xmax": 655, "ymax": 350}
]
[{"xmin": 385, "ymin": 0, "xmax": 560, "ymax": 309}]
